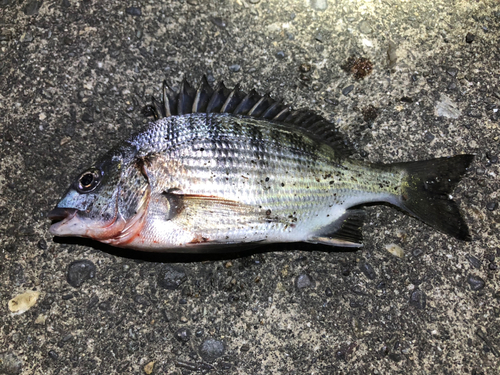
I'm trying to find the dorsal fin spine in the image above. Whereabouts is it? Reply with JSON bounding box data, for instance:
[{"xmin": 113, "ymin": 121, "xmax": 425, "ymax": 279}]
[
  {"xmin": 146, "ymin": 78, "xmax": 354, "ymax": 156},
  {"xmin": 220, "ymin": 83, "xmax": 241, "ymax": 113},
  {"xmin": 162, "ymin": 80, "xmax": 171, "ymax": 118}
]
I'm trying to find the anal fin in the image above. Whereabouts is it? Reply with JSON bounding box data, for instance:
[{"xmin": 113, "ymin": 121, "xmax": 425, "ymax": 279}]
[{"xmin": 308, "ymin": 209, "xmax": 365, "ymax": 248}]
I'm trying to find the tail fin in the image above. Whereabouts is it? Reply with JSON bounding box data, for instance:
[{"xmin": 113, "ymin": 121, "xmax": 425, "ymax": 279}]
[{"xmin": 392, "ymin": 155, "xmax": 473, "ymax": 241}]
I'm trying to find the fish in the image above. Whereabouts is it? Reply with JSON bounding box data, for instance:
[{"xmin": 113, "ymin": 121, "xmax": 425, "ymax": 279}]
[{"xmin": 48, "ymin": 77, "xmax": 473, "ymax": 252}]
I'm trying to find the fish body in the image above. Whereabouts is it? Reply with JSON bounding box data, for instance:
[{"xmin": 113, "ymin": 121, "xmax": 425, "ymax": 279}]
[{"xmin": 49, "ymin": 78, "xmax": 473, "ymax": 252}]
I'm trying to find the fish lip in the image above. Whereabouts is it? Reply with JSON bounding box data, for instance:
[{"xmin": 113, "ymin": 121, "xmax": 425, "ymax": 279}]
[
  {"xmin": 48, "ymin": 208, "xmax": 79, "ymax": 236},
  {"xmin": 48, "ymin": 207, "xmax": 77, "ymax": 221}
]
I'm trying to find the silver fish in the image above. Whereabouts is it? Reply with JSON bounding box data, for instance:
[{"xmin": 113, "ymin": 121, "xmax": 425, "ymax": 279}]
[{"xmin": 49, "ymin": 77, "xmax": 473, "ymax": 252}]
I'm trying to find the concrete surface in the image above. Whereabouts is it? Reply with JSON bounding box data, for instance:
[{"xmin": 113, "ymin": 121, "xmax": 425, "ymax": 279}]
[{"xmin": 0, "ymin": 0, "xmax": 499, "ymax": 374}]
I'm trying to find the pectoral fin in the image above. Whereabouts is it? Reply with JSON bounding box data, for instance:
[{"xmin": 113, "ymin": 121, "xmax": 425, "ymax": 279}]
[{"xmin": 163, "ymin": 191, "xmax": 263, "ymax": 219}]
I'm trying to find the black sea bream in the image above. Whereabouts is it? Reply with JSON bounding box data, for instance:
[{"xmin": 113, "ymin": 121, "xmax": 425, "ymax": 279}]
[{"xmin": 49, "ymin": 78, "xmax": 473, "ymax": 252}]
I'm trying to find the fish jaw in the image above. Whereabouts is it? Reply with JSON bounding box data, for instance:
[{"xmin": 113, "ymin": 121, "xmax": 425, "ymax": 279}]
[
  {"xmin": 48, "ymin": 208, "xmax": 82, "ymax": 236},
  {"xmin": 48, "ymin": 206, "xmax": 140, "ymax": 244}
]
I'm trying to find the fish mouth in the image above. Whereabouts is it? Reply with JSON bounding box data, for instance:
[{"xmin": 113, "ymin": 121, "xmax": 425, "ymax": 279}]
[
  {"xmin": 48, "ymin": 208, "xmax": 80, "ymax": 236},
  {"xmin": 48, "ymin": 206, "xmax": 124, "ymax": 239},
  {"xmin": 48, "ymin": 205, "xmax": 147, "ymax": 245}
]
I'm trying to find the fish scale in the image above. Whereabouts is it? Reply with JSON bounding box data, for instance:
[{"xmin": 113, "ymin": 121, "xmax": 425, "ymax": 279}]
[
  {"xmin": 126, "ymin": 113, "xmax": 402, "ymax": 244},
  {"xmin": 49, "ymin": 78, "xmax": 473, "ymax": 252}
]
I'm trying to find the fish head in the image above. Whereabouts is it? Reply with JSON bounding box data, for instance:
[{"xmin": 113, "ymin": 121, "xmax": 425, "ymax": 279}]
[{"xmin": 49, "ymin": 144, "xmax": 151, "ymax": 245}]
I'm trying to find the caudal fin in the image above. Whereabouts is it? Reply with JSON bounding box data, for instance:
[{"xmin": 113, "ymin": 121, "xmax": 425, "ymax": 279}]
[{"xmin": 393, "ymin": 155, "xmax": 473, "ymax": 241}]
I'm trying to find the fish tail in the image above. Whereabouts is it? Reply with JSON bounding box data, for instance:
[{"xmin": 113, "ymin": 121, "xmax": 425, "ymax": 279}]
[{"xmin": 392, "ymin": 154, "xmax": 474, "ymax": 240}]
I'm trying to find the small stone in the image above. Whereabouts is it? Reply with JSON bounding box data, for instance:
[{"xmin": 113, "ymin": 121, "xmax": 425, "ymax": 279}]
[
  {"xmin": 8, "ymin": 290, "xmax": 40, "ymax": 315},
  {"xmin": 37, "ymin": 239, "xmax": 48, "ymax": 250},
  {"xmin": 195, "ymin": 328, "xmax": 204, "ymax": 337},
  {"xmin": 24, "ymin": 0, "xmax": 42, "ymax": 15},
  {"xmin": 342, "ymin": 85, "xmax": 354, "ymax": 96},
  {"xmin": 325, "ymin": 98, "xmax": 339, "ymax": 106},
  {"xmin": 143, "ymin": 361, "xmax": 154, "ymax": 375},
  {"xmin": 35, "ymin": 314, "xmax": 47, "ymax": 325},
  {"xmin": 358, "ymin": 20, "xmax": 372, "ymax": 34},
  {"xmin": 435, "ymin": 94, "xmax": 461, "ymax": 119},
  {"xmin": 221, "ymin": 362, "xmax": 232, "ymax": 370},
  {"xmin": 325, "ymin": 287, "xmax": 333, "ymax": 297},
  {"xmin": 389, "ymin": 353, "xmax": 402, "ymax": 362},
  {"xmin": 387, "ymin": 41, "xmax": 397, "ymax": 66},
  {"xmin": 467, "ymin": 275, "xmax": 485, "ymax": 291},
  {"xmin": 98, "ymin": 301, "xmax": 111, "ymax": 311},
  {"xmin": 486, "ymin": 202, "xmax": 498, "ymax": 211},
  {"xmin": 412, "ymin": 248, "xmax": 424, "ymax": 257},
  {"xmin": 211, "ymin": 17, "xmax": 226, "ymax": 28},
  {"xmin": 125, "ymin": 7, "xmax": 141, "ymax": 16},
  {"xmin": 81, "ymin": 112, "xmax": 94, "ymax": 123},
  {"xmin": 240, "ymin": 344, "xmax": 250, "ymax": 352},
  {"xmin": 199, "ymin": 339, "xmax": 225, "ymax": 362},
  {"xmin": 21, "ymin": 32, "xmax": 33, "ymax": 43},
  {"xmin": 466, "ymin": 109, "xmax": 482, "ymax": 118},
  {"xmin": 385, "ymin": 243, "xmax": 404, "ymax": 258},
  {"xmin": 309, "ymin": 0, "xmax": 327, "ymax": 11},
  {"xmin": 295, "ymin": 273, "xmax": 315, "ymax": 289},
  {"xmin": 484, "ymin": 252, "xmax": 495, "ymax": 263},
  {"xmin": 67, "ymin": 260, "xmax": 96, "ymax": 288},
  {"xmin": 48, "ymin": 350, "xmax": 59, "ymax": 360},
  {"xmin": 359, "ymin": 263, "xmax": 376, "ymax": 280},
  {"xmin": 312, "ymin": 83, "xmax": 322, "ymax": 92},
  {"xmin": 465, "ymin": 254, "xmax": 482, "ymax": 269},
  {"xmin": 465, "ymin": 32, "xmax": 475, "ymax": 43},
  {"xmin": 446, "ymin": 67, "xmax": 458, "ymax": 77},
  {"xmin": 0, "ymin": 352, "xmax": 23, "ymax": 374},
  {"xmin": 133, "ymin": 295, "xmax": 150, "ymax": 306},
  {"xmin": 175, "ymin": 328, "xmax": 192, "ymax": 343},
  {"xmin": 409, "ymin": 289, "xmax": 426, "ymax": 309},
  {"xmin": 229, "ymin": 64, "xmax": 241, "ymax": 72},
  {"xmin": 157, "ymin": 265, "xmax": 187, "ymax": 290},
  {"xmin": 424, "ymin": 132, "xmax": 435, "ymax": 142},
  {"xmin": 299, "ymin": 63, "xmax": 311, "ymax": 73},
  {"xmin": 486, "ymin": 152, "xmax": 498, "ymax": 163},
  {"xmin": 276, "ymin": 51, "xmax": 285, "ymax": 59}
]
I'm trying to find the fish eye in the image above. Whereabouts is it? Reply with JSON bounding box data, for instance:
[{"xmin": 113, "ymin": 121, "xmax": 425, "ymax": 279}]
[{"xmin": 76, "ymin": 168, "xmax": 102, "ymax": 193}]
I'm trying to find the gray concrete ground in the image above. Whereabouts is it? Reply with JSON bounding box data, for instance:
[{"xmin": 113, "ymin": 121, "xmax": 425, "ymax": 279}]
[{"xmin": 0, "ymin": 0, "xmax": 499, "ymax": 374}]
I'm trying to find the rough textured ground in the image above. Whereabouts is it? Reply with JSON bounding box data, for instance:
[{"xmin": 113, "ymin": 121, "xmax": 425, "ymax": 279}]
[{"xmin": 1, "ymin": 0, "xmax": 499, "ymax": 374}]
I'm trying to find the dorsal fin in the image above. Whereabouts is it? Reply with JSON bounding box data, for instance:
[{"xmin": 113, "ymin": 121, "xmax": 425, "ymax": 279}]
[{"xmin": 143, "ymin": 76, "xmax": 354, "ymax": 156}]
